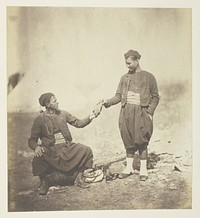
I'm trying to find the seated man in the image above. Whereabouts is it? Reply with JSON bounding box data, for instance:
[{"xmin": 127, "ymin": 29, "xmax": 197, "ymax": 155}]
[{"xmin": 28, "ymin": 92, "xmax": 101, "ymax": 195}]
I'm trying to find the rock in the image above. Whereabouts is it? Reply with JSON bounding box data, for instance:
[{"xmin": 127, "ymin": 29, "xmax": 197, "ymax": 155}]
[
  {"xmin": 17, "ymin": 150, "xmax": 34, "ymax": 158},
  {"xmin": 169, "ymin": 183, "xmax": 178, "ymax": 190},
  {"xmin": 157, "ymin": 175, "xmax": 166, "ymax": 180},
  {"xmin": 174, "ymin": 154, "xmax": 192, "ymax": 172},
  {"xmin": 148, "ymin": 169, "xmax": 159, "ymax": 173},
  {"xmin": 18, "ymin": 190, "xmax": 34, "ymax": 195}
]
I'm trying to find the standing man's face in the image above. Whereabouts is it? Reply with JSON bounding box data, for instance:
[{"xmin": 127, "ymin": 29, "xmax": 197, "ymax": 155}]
[{"xmin": 125, "ymin": 57, "xmax": 138, "ymax": 72}]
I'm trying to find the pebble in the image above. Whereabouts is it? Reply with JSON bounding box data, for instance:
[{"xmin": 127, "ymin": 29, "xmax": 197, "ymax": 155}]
[
  {"xmin": 140, "ymin": 181, "xmax": 148, "ymax": 186},
  {"xmin": 169, "ymin": 183, "xmax": 178, "ymax": 190},
  {"xmin": 148, "ymin": 169, "xmax": 159, "ymax": 173},
  {"xmin": 18, "ymin": 190, "xmax": 34, "ymax": 195},
  {"xmin": 157, "ymin": 175, "xmax": 166, "ymax": 180}
]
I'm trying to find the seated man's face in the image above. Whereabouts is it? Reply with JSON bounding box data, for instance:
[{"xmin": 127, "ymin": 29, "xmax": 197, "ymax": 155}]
[{"xmin": 49, "ymin": 95, "xmax": 59, "ymax": 110}]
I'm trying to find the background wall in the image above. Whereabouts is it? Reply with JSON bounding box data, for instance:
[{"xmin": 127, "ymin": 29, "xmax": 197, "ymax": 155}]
[{"xmin": 7, "ymin": 7, "xmax": 191, "ymax": 112}]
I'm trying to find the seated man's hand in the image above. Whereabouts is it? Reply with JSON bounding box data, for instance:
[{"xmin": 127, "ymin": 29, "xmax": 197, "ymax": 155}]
[
  {"xmin": 93, "ymin": 103, "xmax": 102, "ymax": 117},
  {"xmin": 89, "ymin": 112, "xmax": 96, "ymax": 120},
  {"xmin": 35, "ymin": 146, "xmax": 45, "ymax": 157}
]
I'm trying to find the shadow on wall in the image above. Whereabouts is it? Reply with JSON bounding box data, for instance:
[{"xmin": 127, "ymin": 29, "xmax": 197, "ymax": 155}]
[{"xmin": 7, "ymin": 72, "xmax": 25, "ymax": 94}]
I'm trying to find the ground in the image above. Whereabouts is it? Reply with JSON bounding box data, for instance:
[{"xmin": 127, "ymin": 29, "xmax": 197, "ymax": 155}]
[{"xmin": 7, "ymin": 82, "xmax": 192, "ymax": 211}]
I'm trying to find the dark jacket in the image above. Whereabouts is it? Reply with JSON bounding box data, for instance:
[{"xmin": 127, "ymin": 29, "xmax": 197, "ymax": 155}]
[
  {"xmin": 28, "ymin": 111, "xmax": 91, "ymax": 150},
  {"xmin": 105, "ymin": 69, "xmax": 160, "ymax": 116}
]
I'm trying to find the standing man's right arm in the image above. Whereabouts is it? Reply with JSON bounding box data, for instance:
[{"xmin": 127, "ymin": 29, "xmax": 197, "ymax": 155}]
[{"xmin": 103, "ymin": 77, "xmax": 123, "ymax": 108}]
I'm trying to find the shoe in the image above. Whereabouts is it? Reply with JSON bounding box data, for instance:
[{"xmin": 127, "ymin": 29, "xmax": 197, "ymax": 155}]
[
  {"xmin": 74, "ymin": 173, "xmax": 90, "ymax": 189},
  {"xmin": 140, "ymin": 175, "xmax": 148, "ymax": 181},
  {"xmin": 118, "ymin": 172, "xmax": 133, "ymax": 179},
  {"xmin": 38, "ymin": 178, "xmax": 49, "ymax": 195}
]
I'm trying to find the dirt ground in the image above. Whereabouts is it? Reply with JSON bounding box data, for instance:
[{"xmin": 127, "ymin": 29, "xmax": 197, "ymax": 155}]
[{"xmin": 7, "ymin": 82, "xmax": 192, "ymax": 211}]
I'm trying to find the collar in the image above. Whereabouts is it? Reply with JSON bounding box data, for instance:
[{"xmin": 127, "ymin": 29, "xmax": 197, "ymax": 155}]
[{"xmin": 40, "ymin": 108, "xmax": 61, "ymax": 115}]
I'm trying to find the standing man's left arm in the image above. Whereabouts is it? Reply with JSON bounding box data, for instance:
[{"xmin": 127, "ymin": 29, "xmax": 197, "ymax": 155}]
[{"xmin": 147, "ymin": 75, "xmax": 160, "ymax": 116}]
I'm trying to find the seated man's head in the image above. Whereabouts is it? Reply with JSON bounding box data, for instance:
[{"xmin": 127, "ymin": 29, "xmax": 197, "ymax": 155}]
[{"xmin": 39, "ymin": 92, "xmax": 59, "ymax": 110}]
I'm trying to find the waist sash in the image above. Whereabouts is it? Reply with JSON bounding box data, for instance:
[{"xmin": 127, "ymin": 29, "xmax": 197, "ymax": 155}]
[
  {"xmin": 54, "ymin": 132, "xmax": 66, "ymax": 144},
  {"xmin": 126, "ymin": 91, "xmax": 141, "ymax": 105}
]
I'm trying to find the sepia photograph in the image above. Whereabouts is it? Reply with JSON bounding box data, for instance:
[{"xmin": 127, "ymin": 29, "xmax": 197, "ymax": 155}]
[{"xmin": 1, "ymin": 0, "xmax": 200, "ymax": 217}]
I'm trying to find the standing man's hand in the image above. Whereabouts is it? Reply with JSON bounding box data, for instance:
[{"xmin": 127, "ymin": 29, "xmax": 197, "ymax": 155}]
[
  {"xmin": 101, "ymin": 99, "xmax": 109, "ymax": 108},
  {"xmin": 145, "ymin": 108, "xmax": 153, "ymax": 120},
  {"xmin": 35, "ymin": 146, "xmax": 45, "ymax": 157},
  {"xmin": 101, "ymin": 99, "xmax": 107, "ymax": 105},
  {"xmin": 148, "ymin": 114, "xmax": 153, "ymax": 120}
]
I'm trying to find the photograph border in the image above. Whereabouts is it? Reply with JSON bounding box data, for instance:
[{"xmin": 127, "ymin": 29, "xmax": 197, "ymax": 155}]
[{"xmin": 1, "ymin": 0, "xmax": 200, "ymax": 218}]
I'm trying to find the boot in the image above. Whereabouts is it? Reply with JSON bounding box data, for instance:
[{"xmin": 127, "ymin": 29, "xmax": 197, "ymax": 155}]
[
  {"xmin": 38, "ymin": 176, "xmax": 49, "ymax": 195},
  {"xmin": 74, "ymin": 172, "xmax": 90, "ymax": 189}
]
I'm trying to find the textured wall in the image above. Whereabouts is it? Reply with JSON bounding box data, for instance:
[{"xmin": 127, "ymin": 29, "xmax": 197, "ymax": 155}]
[{"xmin": 7, "ymin": 7, "xmax": 192, "ymax": 112}]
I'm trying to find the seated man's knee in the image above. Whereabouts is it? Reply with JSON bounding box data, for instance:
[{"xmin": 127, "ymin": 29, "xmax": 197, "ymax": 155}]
[{"xmin": 84, "ymin": 145, "xmax": 93, "ymax": 155}]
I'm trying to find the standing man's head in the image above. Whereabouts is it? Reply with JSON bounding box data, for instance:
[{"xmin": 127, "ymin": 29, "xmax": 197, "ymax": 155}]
[{"xmin": 124, "ymin": 50, "xmax": 141, "ymax": 72}]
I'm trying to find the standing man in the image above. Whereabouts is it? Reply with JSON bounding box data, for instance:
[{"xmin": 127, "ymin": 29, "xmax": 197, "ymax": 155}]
[{"xmin": 102, "ymin": 50, "xmax": 159, "ymax": 181}]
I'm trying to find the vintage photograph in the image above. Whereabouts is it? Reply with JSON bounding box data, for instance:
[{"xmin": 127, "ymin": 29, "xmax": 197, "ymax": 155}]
[{"xmin": 7, "ymin": 6, "xmax": 192, "ymax": 212}]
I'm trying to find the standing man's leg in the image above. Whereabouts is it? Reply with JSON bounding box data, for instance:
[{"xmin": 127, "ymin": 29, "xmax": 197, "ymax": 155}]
[
  {"xmin": 118, "ymin": 148, "xmax": 135, "ymax": 179},
  {"xmin": 139, "ymin": 144, "xmax": 148, "ymax": 181},
  {"xmin": 118, "ymin": 107, "xmax": 136, "ymax": 179}
]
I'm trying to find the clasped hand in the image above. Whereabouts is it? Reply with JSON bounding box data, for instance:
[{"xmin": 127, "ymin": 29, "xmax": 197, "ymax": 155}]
[{"xmin": 90, "ymin": 99, "xmax": 106, "ymax": 120}]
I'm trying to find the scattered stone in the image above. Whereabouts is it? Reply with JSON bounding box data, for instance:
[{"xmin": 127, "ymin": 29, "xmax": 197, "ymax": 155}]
[
  {"xmin": 173, "ymin": 164, "xmax": 190, "ymax": 172},
  {"xmin": 157, "ymin": 175, "xmax": 166, "ymax": 181},
  {"xmin": 18, "ymin": 190, "xmax": 34, "ymax": 195},
  {"xmin": 174, "ymin": 155, "xmax": 192, "ymax": 172},
  {"xmin": 49, "ymin": 186, "xmax": 61, "ymax": 191},
  {"xmin": 169, "ymin": 183, "xmax": 178, "ymax": 190},
  {"xmin": 18, "ymin": 150, "xmax": 34, "ymax": 158},
  {"xmin": 140, "ymin": 181, "xmax": 148, "ymax": 186},
  {"xmin": 148, "ymin": 169, "xmax": 159, "ymax": 173}
]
